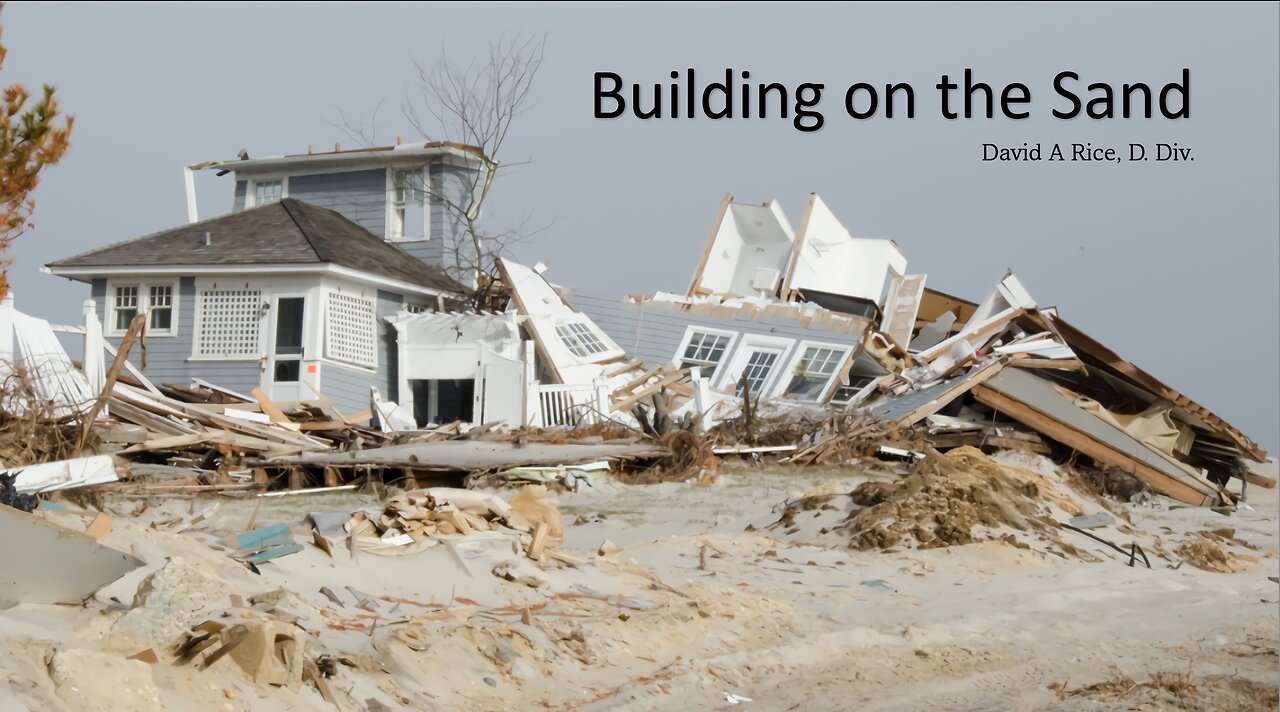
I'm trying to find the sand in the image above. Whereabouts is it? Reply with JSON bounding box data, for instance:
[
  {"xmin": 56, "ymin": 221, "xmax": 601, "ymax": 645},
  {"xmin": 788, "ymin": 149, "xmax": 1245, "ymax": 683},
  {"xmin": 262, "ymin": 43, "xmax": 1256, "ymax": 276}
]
[{"xmin": 0, "ymin": 456, "xmax": 1273, "ymax": 710}]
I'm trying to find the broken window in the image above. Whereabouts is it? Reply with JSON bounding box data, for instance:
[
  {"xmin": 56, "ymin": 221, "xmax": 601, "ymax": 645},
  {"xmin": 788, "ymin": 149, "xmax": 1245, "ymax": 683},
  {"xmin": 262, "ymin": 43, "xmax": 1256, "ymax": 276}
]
[
  {"xmin": 831, "ymin": 374, "xmax": 880, "ymax": 404},
  {"xmin": 112, "ymin": 285, "xmax": 138, "ymax": 332},
  {"xmin": 556, "ymin": 321, "xmax": 608, "ymax": 357},
  {"xmin": 252, "ymin": 179, "xmax": 283, "ymax": 206},
  {"xmin": 736, "ymin": 349, "xmax": 780, "ymax": 396},
  {"xmin": 392, "ymin": 168, "xmax": 427, "ymax": 240},
  {"xmin": 785, "ymin": 346, "xmax": 847, "ymax": 401},
  {"xmin": 148, "ymin": 285, "xmax": 173, "ymax": 332},
  {"xmin": 679, "ymin": 331, "xmax": 732, "ymax": 378}
]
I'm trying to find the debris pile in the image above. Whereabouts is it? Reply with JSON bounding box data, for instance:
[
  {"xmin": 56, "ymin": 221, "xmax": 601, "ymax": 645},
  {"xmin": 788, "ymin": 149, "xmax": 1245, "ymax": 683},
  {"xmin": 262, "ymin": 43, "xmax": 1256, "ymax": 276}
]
[
  {"xmin": 839, "ymin": 447, "xmax": 1052, "ymax": 550},
  {"xmin": 346, "ymin": 485, "xmax": 564, "ymax": 557}
]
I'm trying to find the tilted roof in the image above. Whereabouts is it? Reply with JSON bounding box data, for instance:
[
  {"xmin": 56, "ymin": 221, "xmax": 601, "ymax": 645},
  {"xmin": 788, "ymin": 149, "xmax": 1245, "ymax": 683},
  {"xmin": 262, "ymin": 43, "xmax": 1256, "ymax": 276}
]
[{"xmin": 48, "ymin": 198, "xmax": 466, "ymax": 295}]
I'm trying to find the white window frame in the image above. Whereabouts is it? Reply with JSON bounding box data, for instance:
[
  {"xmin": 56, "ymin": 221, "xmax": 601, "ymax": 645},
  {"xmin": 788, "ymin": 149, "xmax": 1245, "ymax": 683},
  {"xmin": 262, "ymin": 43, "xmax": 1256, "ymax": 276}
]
[
  {"xmin": 106, "ymin": 279, "xmax": 179, "ymax": 337},
  {"xmin": 387, "ymin": 166, "xmax": 431, "ymax": 242},
  {"xmin": 716, "ymin": 334, "xmax": 794, "ymax": 397},
  {"xmin": 189, "ymin": 285, "xmax": 266, "ymax": 361},
  {"xmin": 246, "ymin": 176, "xmax": 288, "ymax": 208},
  {"xmin": 555, "ymin": 320, "xmax": 610, "ymax": 358},
  {"xmin": 672, "ymin": 326, "xmax": 737, "ymax": 379},
  {"xmin": 780, "ymin": 341, "xmax": 853, "ymax": 403}
]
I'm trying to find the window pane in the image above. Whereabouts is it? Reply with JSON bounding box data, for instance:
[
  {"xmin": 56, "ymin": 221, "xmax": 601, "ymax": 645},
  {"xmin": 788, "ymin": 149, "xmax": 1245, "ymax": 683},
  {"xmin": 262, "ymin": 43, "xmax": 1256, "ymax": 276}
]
[
  {"xmin": 681, "ymin": 332, "xmax": 730, "ymax": 378},
  {"xmin": 149, "ymin": 308, "xmax": 172, "ymax": 331},
  {"xmin": 115, "ymin": 307, "xmax": 138, "ymax": 331},
  {"xmin": 254, "ymin": 180, "xmax": 282, "ymax": 205},
  {"xmin": 737, "ymin": 350, "xmax": 778, "ymax": 396}
]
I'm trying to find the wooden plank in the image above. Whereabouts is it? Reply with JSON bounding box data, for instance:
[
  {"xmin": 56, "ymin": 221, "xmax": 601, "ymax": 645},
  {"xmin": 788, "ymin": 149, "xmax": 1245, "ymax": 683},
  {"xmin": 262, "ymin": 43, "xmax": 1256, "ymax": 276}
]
[
  {"xmin": 251, "ymin": 387, "xmax": 292, "ymax": 425},
  {"xmin": 971, "ymin": 385, "xmax": 1213, "ymax": 506},
  {"xmin": 612, "ymin": 365, "xmax": 664, "ymax": 398},
  {"xmin": 1244, "ymin": 471, "xmax": 1277, "ymax": 489},
  {"xmin": 1009, "ymin": 357, "xmax": 1085, "ymax": 371}
]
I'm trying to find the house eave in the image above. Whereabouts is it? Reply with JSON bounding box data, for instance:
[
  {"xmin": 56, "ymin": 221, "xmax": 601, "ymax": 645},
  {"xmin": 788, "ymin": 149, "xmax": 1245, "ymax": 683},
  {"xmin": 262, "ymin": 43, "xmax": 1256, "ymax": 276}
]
[
  {"xmin": 189, "ymin": 142, "xmax": 487, "ymax": 176},
  {"xmin": 45, "ymin": 263, "xmax": 460, "ymax": 299}
]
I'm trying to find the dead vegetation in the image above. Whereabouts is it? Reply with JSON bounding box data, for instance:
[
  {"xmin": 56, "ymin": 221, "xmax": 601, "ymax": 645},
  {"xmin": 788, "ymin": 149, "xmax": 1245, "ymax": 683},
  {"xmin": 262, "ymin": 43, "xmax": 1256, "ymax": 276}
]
[
  {"xmin": 1049, "ymin": 669, "xmax": 1279, "ymax": 711},
  {"xmin": 0, "ymin": 372, "xmax": 90, "ymax": 467}
]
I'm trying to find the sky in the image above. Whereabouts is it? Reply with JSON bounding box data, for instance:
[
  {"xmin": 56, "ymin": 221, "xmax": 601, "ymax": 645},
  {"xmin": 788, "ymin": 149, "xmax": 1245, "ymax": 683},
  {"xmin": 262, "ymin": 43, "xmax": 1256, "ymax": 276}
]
[{"xmin": 3, "ymin": 2, "xmax": 1277, "ymax": 451}]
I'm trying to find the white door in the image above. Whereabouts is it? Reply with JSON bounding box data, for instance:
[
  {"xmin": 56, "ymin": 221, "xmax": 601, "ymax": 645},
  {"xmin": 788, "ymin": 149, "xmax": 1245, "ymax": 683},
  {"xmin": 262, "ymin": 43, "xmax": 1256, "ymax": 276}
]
[
  {"xmin": 263, "ymin": 294, "xmax": 307, "ymax": 402},
  {"xmin": 881, "ymin": 273, "xmax": 927, "ymax": 350},
  {"xmin": 480, "ymin": 350, "xmax": 524, "ymax": 426}
]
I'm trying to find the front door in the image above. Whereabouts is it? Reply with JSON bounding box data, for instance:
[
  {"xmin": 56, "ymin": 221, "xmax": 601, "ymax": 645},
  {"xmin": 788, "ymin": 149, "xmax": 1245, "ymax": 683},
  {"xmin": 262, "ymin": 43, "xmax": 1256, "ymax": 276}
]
[{"xmin": 265, "ymin": 295, "xmax": 306, "ymax": 402}]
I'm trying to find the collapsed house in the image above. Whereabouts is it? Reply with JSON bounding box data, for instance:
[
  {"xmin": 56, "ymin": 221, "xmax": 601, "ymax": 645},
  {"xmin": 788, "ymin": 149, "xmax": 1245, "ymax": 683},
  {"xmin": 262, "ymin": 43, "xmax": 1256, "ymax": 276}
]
[
  {"xmin": 499, "ymin": 193, "xmax": 1267, "ymax": 505},
  {"xmin": 36, "ymin": 141, "xmax": 1267, "ymax": 506}
]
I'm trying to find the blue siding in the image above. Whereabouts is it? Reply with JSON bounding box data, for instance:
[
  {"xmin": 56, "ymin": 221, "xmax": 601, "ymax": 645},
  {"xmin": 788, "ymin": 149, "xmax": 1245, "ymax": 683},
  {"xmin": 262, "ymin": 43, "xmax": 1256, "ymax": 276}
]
[
  {"xmin": 232, "ymin": 180, "xmax": 246, "ymax": 212},
  {"xmin": 93, "ymin": 276, "xmax": 262, "ymax": 393},
  {"xmin": 320, "ymin": 362, "xmax": 377, "ymax": 415},
  {"xmin": 288, "ymin": 169, "xmax": 387, "ymax": 236},
  {"xmin": 567, "ymin": 291, "xmax": 869, "ymax": 369}
]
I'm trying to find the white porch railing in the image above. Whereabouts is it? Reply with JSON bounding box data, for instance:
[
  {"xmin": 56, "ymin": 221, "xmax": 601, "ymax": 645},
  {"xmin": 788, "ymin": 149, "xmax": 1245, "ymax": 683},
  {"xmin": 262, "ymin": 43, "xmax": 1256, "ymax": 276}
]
[{"xmin": 537, "ymin": 382, "xmax": 608, "ymax": 428}]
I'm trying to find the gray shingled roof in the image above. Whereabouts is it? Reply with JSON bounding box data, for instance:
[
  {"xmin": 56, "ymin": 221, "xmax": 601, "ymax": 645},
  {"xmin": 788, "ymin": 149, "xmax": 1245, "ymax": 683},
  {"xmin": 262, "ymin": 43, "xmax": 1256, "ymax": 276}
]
[{"xmin": 48, "ymin": 198, "xmax": 465, "ymax": 295}]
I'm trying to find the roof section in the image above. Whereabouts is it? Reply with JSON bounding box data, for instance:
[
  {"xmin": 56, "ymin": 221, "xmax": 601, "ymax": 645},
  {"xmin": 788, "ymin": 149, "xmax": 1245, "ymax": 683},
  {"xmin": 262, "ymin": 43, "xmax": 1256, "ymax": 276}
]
[
  {"xmin": 190, "ymin": 141, "xmax": 489, "ymax": 175},
  {"xmin": 48, "ymin": 199, "xmax": 466, "ymax": 295}
]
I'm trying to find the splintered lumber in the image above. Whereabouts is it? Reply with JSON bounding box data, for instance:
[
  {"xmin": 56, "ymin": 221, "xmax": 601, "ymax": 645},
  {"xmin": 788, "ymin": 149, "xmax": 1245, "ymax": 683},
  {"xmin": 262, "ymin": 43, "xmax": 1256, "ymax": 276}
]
[
  {"xmin": 612, "ymin": 369, "xmax": 690, "ymax": 413},
  {"xmin": 251, "ymin": 387, "xmax": 290, "ymax": 424},
  {"xmin": 112, "ymin": 384, "xmax": 328, "ymax": 451},
  {"xmin": 78, "ymin": 314, "xmax": 147, "ymax": 450}
]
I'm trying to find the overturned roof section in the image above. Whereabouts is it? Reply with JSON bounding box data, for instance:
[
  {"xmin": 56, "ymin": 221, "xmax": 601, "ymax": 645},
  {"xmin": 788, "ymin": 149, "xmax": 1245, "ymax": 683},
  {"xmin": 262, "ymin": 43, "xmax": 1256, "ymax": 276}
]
[
  {"xmin": 687, "ymin": 194, "xmax": 795, "ymax": 299},
  {"xmin": 190, "ymin": 141, "xmax": 489, "ymax": 175},
  {"xmin": 1036, "ymin": 314, "xmax": 1266, "ymax": 462},
  {"xmin": 48, "ymin": 199, "xmax": 466, "ymax": 295},
  {"xmin": 781, "ymin": 194, "xmax": 907, "ymax": 303}
]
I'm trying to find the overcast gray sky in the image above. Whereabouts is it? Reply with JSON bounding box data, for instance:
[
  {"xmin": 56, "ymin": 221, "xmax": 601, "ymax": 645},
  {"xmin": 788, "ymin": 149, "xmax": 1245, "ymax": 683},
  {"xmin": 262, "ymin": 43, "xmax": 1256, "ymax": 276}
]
[{"xmin": 4, "ymin": 2, "xmax": 1276, "ymax": 451}]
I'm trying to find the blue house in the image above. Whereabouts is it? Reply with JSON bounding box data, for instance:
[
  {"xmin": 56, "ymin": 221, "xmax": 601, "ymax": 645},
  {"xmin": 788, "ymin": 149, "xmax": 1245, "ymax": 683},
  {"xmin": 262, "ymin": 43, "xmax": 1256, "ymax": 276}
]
[{"xmin": 47, "ymin": 143, "xmax": 487, "ymax": 415}]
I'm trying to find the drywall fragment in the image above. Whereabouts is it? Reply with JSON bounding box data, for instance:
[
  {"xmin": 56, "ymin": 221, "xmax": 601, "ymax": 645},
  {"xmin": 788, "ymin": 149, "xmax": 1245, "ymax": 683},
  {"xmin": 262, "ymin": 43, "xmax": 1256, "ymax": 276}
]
[{"xmin": 0, "ymin": 505, "xmax": 141, "ymax": 609}]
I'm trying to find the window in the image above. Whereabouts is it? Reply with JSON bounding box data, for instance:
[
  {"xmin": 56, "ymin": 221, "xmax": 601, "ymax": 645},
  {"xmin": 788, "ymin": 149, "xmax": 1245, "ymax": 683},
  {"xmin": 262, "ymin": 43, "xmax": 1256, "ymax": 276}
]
[
  {"xmin": 392, "ymin": 168, "xmax": 427, "ymax": 240},
  {"xmin": 785, "ymin": 346, "xmax": 848, "ymax": 401},
  {"xmin": 148, "ymin": 285, "xmax": 173, "ymax": 332},
  {"xmin": 324, "ymin": 291, "xmax": 377, "ymax": 368},
  {"xmin": 831, "ymin": 374, "xmax": 880, "ymax": 404},
  {"xmin": 251, "ymin": 179, "xmax": 284, "ymax": 207},
  {"xmin": 556, "ymin": 321, "xmax": 608, "ymax": 357},
  {"xmin": 193, "ymin": 289, "xmax": 262, "ymax": 358},
  {"xmin": 679, "ymin": 330, "xmax": 732, "ymax": 378},
  {"xmin": 736, "ymin": 350, "xmax": 780, "ymax": 397},
  {"xmin": 112, "ymin": 286, "xmax": 138, "ymax": 332},
  {"xmin": 109, "ymin": 282, "xmax": 177, "ymax": 335},
  {"xmin": 404, "ymin": 302, "xmax": 429, "ymax": 314}
]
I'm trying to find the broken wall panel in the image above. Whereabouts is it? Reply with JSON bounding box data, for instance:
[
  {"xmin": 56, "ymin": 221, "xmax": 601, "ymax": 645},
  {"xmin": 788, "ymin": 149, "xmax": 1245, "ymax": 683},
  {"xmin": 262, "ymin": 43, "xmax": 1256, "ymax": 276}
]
[
  {"xmin": 781, "ymin": 194, "xmax": 907, "ymax": 304},
  {"xmin": 0, "ymin": 506, "xmax": 142, "ymax": 609},
  {"xmin": 687, "ymin": 196, "xmax": 796, "ymax": 299},
  {"xmin": 568, "ymin": 289, "xmax": 870, "ymax": 399},
  {"xmin": 972, "ymin": 367, "xmax": 1220, "ymax": 505},
  {"xmin": 498, "ymin": 259, "xmax": 626, "ymax": 385}
]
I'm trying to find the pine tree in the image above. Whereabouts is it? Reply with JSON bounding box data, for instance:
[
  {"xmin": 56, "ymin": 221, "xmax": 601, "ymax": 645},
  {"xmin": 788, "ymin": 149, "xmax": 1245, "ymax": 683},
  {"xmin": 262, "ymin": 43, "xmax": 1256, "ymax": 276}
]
[{"xmin": 0, "ymin": 2, "xmax": 73, "ymax": 299}]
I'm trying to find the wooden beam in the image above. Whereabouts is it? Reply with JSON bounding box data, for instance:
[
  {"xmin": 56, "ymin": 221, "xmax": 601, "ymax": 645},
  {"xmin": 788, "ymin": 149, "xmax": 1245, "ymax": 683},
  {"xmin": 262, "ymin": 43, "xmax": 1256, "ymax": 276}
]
[{"xmin": 971, "ymin": 384, "xmax": 1214, "ymax": 506}]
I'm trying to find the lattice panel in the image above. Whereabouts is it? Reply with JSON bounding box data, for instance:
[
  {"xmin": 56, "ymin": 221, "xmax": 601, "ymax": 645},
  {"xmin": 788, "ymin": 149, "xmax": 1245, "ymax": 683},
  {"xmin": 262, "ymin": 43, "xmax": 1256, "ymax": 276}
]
[
  {"xmin": 325, "ymin": 292, "xmax": 376, "ymax": 368},
  {"xmin": 195, "ymin": 290, "xmax": 262, "ymax": 357}
]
